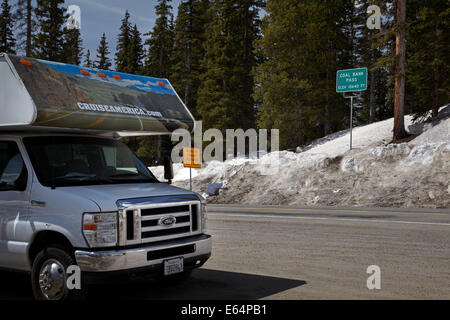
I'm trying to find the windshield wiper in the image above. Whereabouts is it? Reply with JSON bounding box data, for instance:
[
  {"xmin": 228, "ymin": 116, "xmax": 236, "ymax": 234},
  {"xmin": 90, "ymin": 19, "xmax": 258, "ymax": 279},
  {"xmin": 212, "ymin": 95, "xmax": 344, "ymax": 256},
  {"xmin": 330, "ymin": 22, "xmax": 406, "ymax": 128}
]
[
  {"xmin": 52, "ymin": 175, "xmax": 113, "ymax": 184},
  {"xmin": 108, "ymin": 172, "xmax": 156, "ymax": 182},
  {"xmin": 108, "ymin": 172, "xmax": 140, "ymax": 177}
]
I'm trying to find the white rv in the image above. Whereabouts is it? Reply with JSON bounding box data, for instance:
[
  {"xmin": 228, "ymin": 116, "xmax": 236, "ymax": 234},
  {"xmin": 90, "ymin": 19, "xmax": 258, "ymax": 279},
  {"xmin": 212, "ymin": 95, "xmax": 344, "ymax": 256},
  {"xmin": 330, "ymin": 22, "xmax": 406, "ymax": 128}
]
[{"xmin": 0, "ymin": 53, "xmax": 211, "ymax": 300}]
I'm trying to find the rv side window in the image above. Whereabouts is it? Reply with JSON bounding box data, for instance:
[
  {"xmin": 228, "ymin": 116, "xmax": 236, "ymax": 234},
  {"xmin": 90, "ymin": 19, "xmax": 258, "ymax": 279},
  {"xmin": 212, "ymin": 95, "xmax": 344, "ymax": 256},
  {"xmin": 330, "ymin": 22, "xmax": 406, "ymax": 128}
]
[{"xmin": 0, "ymin": 141, "xmax": 28, "ymax": 191}]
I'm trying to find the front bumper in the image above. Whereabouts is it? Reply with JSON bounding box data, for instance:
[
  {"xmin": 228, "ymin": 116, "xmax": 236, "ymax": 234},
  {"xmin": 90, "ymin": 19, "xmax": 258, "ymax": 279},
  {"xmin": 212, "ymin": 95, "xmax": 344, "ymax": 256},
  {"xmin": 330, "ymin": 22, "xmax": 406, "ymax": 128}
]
[{"xmin": 75, "ymin": 234, "xmax": 212, "ymax": 272}]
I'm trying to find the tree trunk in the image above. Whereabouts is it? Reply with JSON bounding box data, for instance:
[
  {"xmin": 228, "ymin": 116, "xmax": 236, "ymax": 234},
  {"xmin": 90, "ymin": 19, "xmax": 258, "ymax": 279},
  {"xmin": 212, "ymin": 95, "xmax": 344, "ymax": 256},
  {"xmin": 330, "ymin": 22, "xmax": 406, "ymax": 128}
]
[
  {"xmin": 26, "ymin": 0, "xmax": 32, "ymax": 56},
  {"xmin": 185, "ymin": 83, "xmax": 190, "ymax": 109},
  {"xmin": 433, "ymin": 64, "xmax": 440, "ymax": 118},
  {"xmin": 185, "ymin": 24, "xmax": 191, "ymax": 110},
  {"xmin": 393, "ymin": 0, "xmax": 408, "ymax": 142},
  {"xmin": 324, "ymin": 88, "xmax": 331, "ymax": 135},
  {"xmin": 432, "ymin": 24, "xmax": 440, "ymax": 118},
  {"xmin": 156, "ymin": 136, "xmax": 162, "ymax": 164},
  {"xmin": 324, "ymin": 38, "xmax": 332, "ymax": 136},
  {"xmin": 369, "ymin": 69, "xmax": 376, "ymax": 123}
]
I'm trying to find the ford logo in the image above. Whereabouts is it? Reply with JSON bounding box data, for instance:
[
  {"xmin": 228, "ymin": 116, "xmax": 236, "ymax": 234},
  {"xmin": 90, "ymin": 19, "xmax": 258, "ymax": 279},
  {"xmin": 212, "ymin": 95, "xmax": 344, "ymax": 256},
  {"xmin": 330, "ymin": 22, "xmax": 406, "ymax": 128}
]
[{"xmin": 159, "ymin": 215, "xmax": 176, "ymax": 227}]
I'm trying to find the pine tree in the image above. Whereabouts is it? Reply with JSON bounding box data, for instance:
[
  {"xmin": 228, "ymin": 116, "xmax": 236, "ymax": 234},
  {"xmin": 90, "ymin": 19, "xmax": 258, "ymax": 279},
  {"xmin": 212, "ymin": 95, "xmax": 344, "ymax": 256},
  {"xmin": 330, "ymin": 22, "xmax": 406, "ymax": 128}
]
[
  {"xmin": 84, "ymin": 49, "xmax": 92, "ymax": 67},
  {"xmin": 33, "ymin": 0, "xmax": 67, "ymax": 61},
  {"xmin": 128, "ymin": 24, "xmax": 144, "ymax": 74},
  {"xmin": 140, "ymin": 0, "xmax": 176, "ymax": 163},
  {"xmin": 255, "ymin": 0, "xmax": 354, "ymax": 149},
  {"xmin": 170, "ymin": 0, "xmax": 209, "ymax": 116},
  {"xmin": 255, "ymin": 0, "xmax": 309, "ymax": 148},
  {"xmin": 144, "ymin": 0, "xmax": 175, "ymax": 77},
  {"xmin": 370, "ymin": 1, "xmax": 398, "ymax": 122},
  {"xmin": 135, "ymin": 136, "xmax": 161, "ymax": 165},
  {"xmin": 115, "ymin": 10, "xmax": 132, "ymax": 72},
  {"xmin": 197, "ymin": 0, "xmax": 262, "ymax": 132},
  {"xmin": 407, "ymin": 0, "xmax": 449, "ymax": 119},
  {"xmin": 64, "ymin": 28, "xmax": 83, "ymax": 65},
  {"xmin": 13, "ymin": 0, "xmax": 35, "ymax": 56},
  {"xmin": 356, "ymin": 0, "xmax": 390, "ymax": 123},
  {"xmin": 0, "ymin": 0, "xmax": 16, "ymax": 54},
  {"xmin": 393, "ymin": 0, "xmax": 409, "ymax": 141},
  {"xmin": 304, "ymin": 0, "xmax": 355, "ymax": 136},
  {"xmin": 94, "ymin": 32, "xmax": 112, "ymax": 70}
]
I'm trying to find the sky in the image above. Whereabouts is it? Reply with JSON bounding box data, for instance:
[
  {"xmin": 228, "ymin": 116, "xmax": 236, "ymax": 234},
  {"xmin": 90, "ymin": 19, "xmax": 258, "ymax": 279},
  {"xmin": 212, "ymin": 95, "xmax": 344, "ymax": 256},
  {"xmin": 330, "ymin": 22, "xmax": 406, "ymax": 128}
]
[
  {"xmin": 15, "ymin": 1, "xmax": 265, "ymax": 65},
  {"xmin": 67, "ymin": 0, "xmax": 182, "ymax": 63}
]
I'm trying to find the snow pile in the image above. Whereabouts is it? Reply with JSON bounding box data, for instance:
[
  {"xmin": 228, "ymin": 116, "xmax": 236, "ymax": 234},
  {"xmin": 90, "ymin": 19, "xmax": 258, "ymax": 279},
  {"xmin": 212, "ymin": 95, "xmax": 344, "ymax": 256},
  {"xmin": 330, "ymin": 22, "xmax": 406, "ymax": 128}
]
[
  {"xmin": 301, "ymin": 115, "xmax": 414, "ymax": 158},
  {"xmin": 151, "ymin": 110, "xmax": 450, "ymax": 208},
  {"xmin": 151, "ymin": 157, "xmax": 251, "ymax": 183},
  {"xmin": 410, "ymin": 118, "xmax": 449, "ymax": 145}
]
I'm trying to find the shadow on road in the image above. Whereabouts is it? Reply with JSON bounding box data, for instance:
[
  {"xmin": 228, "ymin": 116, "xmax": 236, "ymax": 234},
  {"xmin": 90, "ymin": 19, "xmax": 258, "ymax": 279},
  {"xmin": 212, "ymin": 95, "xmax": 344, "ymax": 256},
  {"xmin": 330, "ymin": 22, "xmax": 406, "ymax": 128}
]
[
  {"xmin": 0, "ymin": 269, "xmax": 306, "ymax": 300},
  {"xmin": 87, "ymin": 268, "xmax": 306, "ymax": 300},
  {"xmin": 0, "ymin": 271, "xmax": 33, "ymax": 300}
]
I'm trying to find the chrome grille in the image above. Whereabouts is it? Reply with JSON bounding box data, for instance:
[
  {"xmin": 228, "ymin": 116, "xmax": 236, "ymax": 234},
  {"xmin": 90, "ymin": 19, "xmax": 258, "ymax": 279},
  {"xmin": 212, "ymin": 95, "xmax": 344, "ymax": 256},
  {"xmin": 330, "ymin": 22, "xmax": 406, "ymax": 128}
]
[{"xmin": 118, "ymin": 201, "xmax": 201, "ymax": 246}]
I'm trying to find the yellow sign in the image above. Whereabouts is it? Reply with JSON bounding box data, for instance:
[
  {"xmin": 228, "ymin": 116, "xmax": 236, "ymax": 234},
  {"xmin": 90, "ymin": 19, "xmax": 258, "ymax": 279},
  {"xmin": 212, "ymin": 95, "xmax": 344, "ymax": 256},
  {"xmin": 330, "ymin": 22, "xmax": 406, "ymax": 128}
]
[{"xmin": 183, "ymin": 147, "xmax": 201, "ymax": 168}]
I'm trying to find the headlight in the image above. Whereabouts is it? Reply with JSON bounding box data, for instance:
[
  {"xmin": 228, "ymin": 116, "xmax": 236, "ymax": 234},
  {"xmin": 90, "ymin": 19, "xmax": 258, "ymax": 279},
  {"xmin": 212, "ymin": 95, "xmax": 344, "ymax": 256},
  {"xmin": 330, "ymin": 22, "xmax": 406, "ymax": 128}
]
[
  {"xmin": 83, "ymin": 212, "xmax": 118, "ymax": 247},
  {"xmin": 201, "ymin": 203, "xmax": 207, "ymax": 232}
]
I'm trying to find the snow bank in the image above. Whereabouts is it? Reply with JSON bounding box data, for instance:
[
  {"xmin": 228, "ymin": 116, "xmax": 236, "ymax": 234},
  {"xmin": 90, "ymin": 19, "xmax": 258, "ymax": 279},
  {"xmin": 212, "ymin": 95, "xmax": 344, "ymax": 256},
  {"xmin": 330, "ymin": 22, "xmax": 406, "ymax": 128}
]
[
  {"xmin": 150, "ymin": 110, "xmax": 450, "ymax": 208},
  {"xmin": 410, "ymin": 117, "xmax": 449, "ymax": 145},
  {"xmin": 302, "ymin": 115, "xmax": 414, "ymax": 158}
]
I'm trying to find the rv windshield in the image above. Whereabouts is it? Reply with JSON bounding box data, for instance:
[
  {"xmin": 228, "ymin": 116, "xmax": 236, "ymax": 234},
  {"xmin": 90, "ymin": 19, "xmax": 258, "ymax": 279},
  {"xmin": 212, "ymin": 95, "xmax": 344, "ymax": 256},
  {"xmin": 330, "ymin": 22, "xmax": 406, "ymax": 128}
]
[{"xmin": 24, "ymin": 136, "xmax": 158, "ymax": 187}]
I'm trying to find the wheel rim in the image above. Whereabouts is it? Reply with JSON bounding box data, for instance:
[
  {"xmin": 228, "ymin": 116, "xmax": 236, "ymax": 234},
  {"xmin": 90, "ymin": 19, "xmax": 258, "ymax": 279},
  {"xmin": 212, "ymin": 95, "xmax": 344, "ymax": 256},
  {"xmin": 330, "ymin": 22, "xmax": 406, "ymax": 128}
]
[{"xmin": 38, "ymin": 259, "xmax": 66, "ymax": 300}]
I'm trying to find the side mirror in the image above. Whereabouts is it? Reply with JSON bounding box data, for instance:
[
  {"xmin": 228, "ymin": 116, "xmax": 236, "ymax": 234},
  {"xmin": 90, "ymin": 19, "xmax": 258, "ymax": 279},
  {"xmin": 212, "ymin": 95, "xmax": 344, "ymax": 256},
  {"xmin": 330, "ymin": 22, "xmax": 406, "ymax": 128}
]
[{"xmin": 163, "ymin": 155, "xmax": 174, "ymax": 184}]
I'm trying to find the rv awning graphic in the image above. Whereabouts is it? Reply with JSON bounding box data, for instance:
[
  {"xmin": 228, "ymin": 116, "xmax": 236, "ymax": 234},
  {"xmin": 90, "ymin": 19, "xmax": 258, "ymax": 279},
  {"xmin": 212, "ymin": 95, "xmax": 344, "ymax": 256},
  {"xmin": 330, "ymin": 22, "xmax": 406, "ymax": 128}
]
[{"xmin": 0, "ymin": 53, "xmax": 195, "ymax": 136}]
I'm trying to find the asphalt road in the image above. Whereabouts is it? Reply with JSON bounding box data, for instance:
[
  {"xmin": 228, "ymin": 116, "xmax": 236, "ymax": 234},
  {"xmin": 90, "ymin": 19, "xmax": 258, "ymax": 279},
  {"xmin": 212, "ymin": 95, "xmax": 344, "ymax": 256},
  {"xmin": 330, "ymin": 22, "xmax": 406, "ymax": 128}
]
[{"xmin": 1, "ymin": 205, "xmax": 449, "ymax": 300}]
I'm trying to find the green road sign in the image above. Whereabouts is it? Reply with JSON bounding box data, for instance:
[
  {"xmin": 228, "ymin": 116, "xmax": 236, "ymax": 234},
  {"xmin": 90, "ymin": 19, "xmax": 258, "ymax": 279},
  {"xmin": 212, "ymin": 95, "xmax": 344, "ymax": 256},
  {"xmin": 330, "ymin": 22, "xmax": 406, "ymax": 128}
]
[{"xmin": 336, "ymin": 67, "xmax": 368, "ymax": 93}]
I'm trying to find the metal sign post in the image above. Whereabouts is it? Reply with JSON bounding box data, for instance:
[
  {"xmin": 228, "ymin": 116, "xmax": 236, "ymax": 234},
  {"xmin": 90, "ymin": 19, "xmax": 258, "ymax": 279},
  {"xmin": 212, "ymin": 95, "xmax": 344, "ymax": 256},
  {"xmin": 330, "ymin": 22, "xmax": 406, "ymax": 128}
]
[
  {"xmin": 343, "ymin": 94, "xmax": 355, "ymax": 150},
  {"xmin": 337, "ymin": 67, "xmax": 368, "ymax": 150}
]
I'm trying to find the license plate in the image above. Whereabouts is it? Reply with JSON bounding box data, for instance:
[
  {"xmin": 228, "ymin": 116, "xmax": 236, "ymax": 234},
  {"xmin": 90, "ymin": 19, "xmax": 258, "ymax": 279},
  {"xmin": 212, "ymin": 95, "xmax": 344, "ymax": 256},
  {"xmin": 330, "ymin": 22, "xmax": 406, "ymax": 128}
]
[{"xmin": 164, "ymin": 257, "xmax": 184, "ymax": 276}]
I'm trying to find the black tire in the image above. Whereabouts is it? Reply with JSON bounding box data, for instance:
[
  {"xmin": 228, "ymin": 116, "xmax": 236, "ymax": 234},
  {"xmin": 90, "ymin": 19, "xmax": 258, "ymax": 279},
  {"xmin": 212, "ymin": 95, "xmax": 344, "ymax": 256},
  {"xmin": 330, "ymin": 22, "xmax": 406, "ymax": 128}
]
[
  {"xmin": 162, "ymin": 269, "xmax": 193, "ymax": 285},
  {"xmin": 31, "ymin": 245, "xmax": 87, "ymax": 300}
]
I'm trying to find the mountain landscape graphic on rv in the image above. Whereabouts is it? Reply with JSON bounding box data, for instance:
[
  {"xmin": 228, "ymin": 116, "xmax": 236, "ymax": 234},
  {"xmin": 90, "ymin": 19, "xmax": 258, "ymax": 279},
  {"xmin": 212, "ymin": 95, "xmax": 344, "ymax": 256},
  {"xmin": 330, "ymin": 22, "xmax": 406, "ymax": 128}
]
[{"xmin": 8, "ymin": 54, "xmax": 194, "ymax": 133}]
